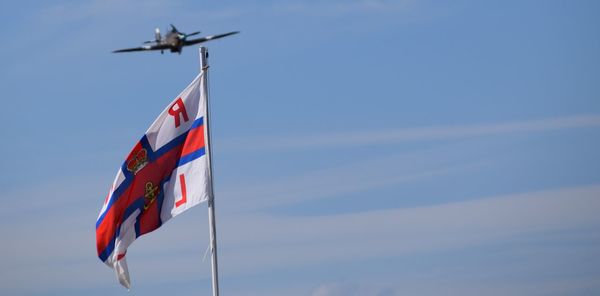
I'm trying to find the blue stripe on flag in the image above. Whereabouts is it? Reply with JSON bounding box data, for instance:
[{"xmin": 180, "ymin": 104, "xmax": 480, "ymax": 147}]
[
  {"xmin": 191, "ymin": 117, "xmax": 204, "ymax": 129},
  {"xmin": 177, "ymin": 147, "xmax": 206, "ymax": 167}
]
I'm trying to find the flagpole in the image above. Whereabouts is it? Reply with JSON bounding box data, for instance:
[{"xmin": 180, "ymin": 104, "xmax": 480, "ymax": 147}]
[{"xmin": 200, "ymin": 47, "xmax": 220, "ymax": 296}]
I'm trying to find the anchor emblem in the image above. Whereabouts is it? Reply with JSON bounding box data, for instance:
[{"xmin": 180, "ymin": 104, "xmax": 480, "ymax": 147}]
[{"xmin": 143, "ymin": 182, "xmax": 159, "ymax": 210}]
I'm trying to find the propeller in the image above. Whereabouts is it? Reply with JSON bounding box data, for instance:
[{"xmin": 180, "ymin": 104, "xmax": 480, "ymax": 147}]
[
  {"xmin": 177, "ymin": 31, "xmax": 201, "ymax": 40},
  {"xmin": 170, "ymin": 24, "xmax": 201, "ymax": 40},
  {"xmin": 186, "ymin": 31, "xmax": 201, "ymax": 37}
]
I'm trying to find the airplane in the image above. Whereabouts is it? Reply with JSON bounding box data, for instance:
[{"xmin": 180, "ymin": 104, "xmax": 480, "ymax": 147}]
[{"xmin": 113, "ymin": 24, "xmax": 239, "ymax": 54}]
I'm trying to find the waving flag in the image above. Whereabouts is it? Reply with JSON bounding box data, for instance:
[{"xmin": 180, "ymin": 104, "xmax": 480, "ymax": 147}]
[{"xmin": 96, "ymin": 73, "xmax": 212, "ymax": 288}]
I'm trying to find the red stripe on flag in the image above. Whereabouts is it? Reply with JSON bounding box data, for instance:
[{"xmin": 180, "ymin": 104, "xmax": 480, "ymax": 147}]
[{"xmin": 181, "ymin": 125, "xmax": 205, "ymax": 157}]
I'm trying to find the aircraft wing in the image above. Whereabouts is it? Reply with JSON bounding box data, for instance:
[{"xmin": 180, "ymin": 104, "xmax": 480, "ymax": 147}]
[
  {"xmin": 183, "ymin": 31, "xmax": 240, "ymax": 46},
  {"xmin": 112, "ymin": 43, "xmax": 171, "ymax": 53}
]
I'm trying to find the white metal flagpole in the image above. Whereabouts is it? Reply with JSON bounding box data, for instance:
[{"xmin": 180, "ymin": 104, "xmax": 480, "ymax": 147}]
[{"xmin": 200, "ymin": 47, "xmax": 220, "ymax": 296}]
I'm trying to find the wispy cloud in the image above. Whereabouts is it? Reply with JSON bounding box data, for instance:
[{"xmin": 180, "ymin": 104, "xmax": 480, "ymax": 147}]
[
  {"xmin": 225, "ymin": 114, "xmax": 600, "ymax": 150},
  {"xmin": 214, "ymin": 114, "xmax": 600, "ymax": 212},
  {"xmin": 217, "ymin": 185, "xmax": 600, "ymax": 274},
  {"xmin": 220, "ymin": 153, "xmax": 486, "ymax": 212},
  {"xmin": 310, "ymin": 274, "xmax": 600, "ymax": 296},
  {"xmin": 1, "ymin": 182, "xmax": 598, "ymax": 294},
  {"xmin": 0, "ymin": 176, "xmax": 106, "ymax": 220},
  {"xmin": 311, "ymin": 281, "xmax": 394, "ymax": 296}
]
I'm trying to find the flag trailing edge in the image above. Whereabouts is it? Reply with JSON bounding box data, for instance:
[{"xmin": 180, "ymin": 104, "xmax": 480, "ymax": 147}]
[{"xmin": 96, "ymin": 69, "xmax": 213, "ymax": 288}]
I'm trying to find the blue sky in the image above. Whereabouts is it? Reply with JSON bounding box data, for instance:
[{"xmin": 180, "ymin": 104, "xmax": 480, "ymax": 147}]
[{"xmin": 1, "ymin": 0, "xmax": 599, "ymax": 295}]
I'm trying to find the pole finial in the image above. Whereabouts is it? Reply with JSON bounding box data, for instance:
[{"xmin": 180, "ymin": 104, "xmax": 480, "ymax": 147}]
[{"xmin": 200, "ymin": 47, "xmax": 209, "ymax": 71}]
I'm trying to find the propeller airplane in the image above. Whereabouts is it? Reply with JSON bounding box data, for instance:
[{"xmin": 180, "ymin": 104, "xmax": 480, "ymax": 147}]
[{"xmin": 113, "ymin": 24, "xmax": 239, "ymax": 54}]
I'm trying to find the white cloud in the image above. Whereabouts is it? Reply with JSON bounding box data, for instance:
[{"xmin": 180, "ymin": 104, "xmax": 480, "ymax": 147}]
[
  {"xmin": 1, "ymin": 182, "xmax": 598, "ymax": 294},
  {"xmin": 220, "ymin": 154, "xmax": 484, "ymax": 212},
  {"xmin": 312, "ymin": 281, "xmax": 395, "ymax": 296},
  {"xmin": 0, "ymin": 175, "xmax": 106, "ymax": 219},
  {"xmin": 225, "ymin": 114, "xmax": 600, "ymax": 150},
  {"xmin": 208, "ymin": 114, "xmax": 600, "ymax": 214},
  {"xmin": 217, "ymin": 185, "xmax": 600, "ymax": 274}
]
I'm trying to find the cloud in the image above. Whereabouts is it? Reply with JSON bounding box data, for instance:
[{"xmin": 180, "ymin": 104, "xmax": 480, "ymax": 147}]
[
  {"xmin": 225, "ymin": 114, "xmax": 600, "ymax": 151},
  {"xmin": 217, "ymin": 115, "xmax": 600, "ymax": 212},
  {"xmin": 1, "ymin": 180, "xmax": 598, "ymax": 294},
  {"xmin": 220, "ymin": 153, "xmax": 485, "ymax": 212},
  {"xmin": 217, "ymin": 185, "xmax": 600, "ymax": 275},
  {"xmin": 0, "ymin": 175, "xmax": 106, "ymax": 220},
  {"xmin": 312, "ymin": 282, "xmax": 395, "ymax": 296}
]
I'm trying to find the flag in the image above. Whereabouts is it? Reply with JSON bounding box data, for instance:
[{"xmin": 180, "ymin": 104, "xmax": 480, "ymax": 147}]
[{"xmin": 96, "ymin": 72, "xmax": 212, "ymax": 288}]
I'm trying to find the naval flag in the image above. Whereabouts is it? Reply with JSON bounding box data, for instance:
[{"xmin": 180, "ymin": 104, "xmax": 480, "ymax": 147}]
[{"xmin": 96, "ymin": 73, "xmax": 212, "ymax": 288}]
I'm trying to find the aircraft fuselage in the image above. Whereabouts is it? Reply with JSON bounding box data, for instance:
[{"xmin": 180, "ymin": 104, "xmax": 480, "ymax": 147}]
[{"xmin": 163, "ymin": 32, "xmax": 183, "ymax": 53}]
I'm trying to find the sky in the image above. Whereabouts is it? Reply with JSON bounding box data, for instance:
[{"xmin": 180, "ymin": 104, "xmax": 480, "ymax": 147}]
[{"xmin": 1, "ymin": 0, "xmax": 599, "ymax": 295}]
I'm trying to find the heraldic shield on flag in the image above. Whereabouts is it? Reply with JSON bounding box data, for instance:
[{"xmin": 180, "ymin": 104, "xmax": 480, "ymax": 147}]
[{"xmin": 96, "ymin": 72, "xmax": 213, "ymax": 288}]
